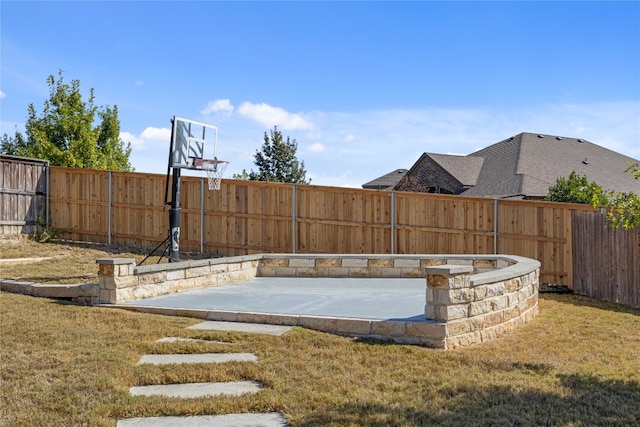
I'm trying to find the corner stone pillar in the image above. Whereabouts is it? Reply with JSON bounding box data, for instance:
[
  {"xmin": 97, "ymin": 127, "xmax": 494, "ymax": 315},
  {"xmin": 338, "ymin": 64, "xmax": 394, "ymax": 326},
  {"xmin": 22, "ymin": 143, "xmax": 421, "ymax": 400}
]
[
  {"xmin": 424, "ymin": 265, "xmax": 474, "ymax": 322},
  {"xmin": 96, "ymin": 258, "xmax": 136, "ymax": 304}
]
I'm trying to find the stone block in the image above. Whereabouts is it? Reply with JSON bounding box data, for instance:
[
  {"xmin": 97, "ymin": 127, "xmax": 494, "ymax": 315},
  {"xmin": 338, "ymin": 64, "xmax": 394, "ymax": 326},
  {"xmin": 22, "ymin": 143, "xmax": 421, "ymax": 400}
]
[
  {"xmin": 350, "ymin": 267, "xmax": 378, "ymax": 277},
  {"xmin": 176, "ymin": 309, "xmax": 209, "ymax": 319},
  {"xmin": 257, "ymin": 266, "xmax": 276, "ymax": 276},
  {"xmin": 211, "ymin": 264, "xmax": 229, "ymax": 275},
  {"xmin": 228, "ymin": 263, "xmax": 241, "ymax": 271},
  {"xmin": 379, "ymin": 267, "xmax": 403, "ymax": 277},
  {"xmin": 502, "ymin": 305, "xmax": 519, "ymax": 321},
  {"xmin": 335, "ymin": 318, "xmax": 372, "ymax": 335},
  {"xmin": 369, "ymin": 258, "xmax": 393, "ymax": 268},
  {"xmin": 114, "ymin": 276, "xmax": 138, "ymax": 289},
  {"xmin": 259, "ymin": 257, "xmax": 288, "ymax": 267},
  {"xmin": 435, "ymin": 304, "xmax": 468, "ymax": 321},
  {"xmin": 480, "ymin": 327, "xmax": 499, "ymax": 342},
  {"xmin": 288, "ymin": 258, "xmax": 316, "ymax": 268},
  {"xmin": 400, "ymin": 268, "xmax": 425, "ymax": 278},
  {"xmin": 447, "ymin": 317, "xmax": 483, "ymax": 336},
  {"xmin": 421, "ymin": 259, "xmax": 446, "ymax": 267},
  {"xmin": 424, "ymin": 303, "xmax": 436, "ymax": 320},
  {"xmin": 483, "ymin": 311, "xmax": 504, "ymax": 328},
  {"xmin": 326, "ymin": 267, "xmax": 350, "ymax": 277},
  {"xmin": 371, "ymin": 321, "xmax": 406, "ymax": 337},
  {"xmin": 236, "ymin": 312, "xmax": 269, "ymax": 324},
  {"xmin": 485, "ymin": 282, "xmax": 506, "ymax": 297},
  {"xmin": 473, "ymin": 285, "xmax": 488, "ymax": 300},
  {"xmin": 473, "ymin": 259, "xmax": 496, "ymax": 269},
  {"xmin": 316, "ymin": 258, "xmax": 341, "ymax": 267},
  {"xmin": 341, "ymin": 258, "xmax": 368, "ymax": 268},
  {"xmin": 166, "ymin": 269, "xmax": 186, "ymax": 281},
  {"xmin": 99, "ymin": 289, "xmax": 116, "ymax": 304},
  {"xmin": 274, "ymin": 267, "xmax": 296, "ymax": 277},
  {"xmin": 427, "ymin": 274, "xmax": 451, "ymax": 289},
  {"xmin": 185, "ymin": 265, "xmax": 211, "ymax": 279},
  {"xmin": 138, "ymin": 272, "xmax": 167, "ymax": 286},
  {"xmin": 207, "ymin": 311, "xmax": 238, "ymax": 321},
  {"xmin": 406, "ymin": 321, "xmax": 447, "ymax": 339},
  {"xmin": 505, "ymin": 278, "xmax": 522, "ymax": 292},
  {"xmin": 297, "ymin": 267, "xmax": 322, "ymax": 277},
  {"xmin": 299, "ymin": 316, "xmax": 337, "ymax": 333},
  {"xmin": 446, "ymin": 331, "xmax": 482, "ymax": 349},
  {"xmin": 393, "ymin": 258, "xmax": 420, "ymax": 268},
  {"xmin": 99, "ymin": 277, "xmax": 117, "ymax": 290},
  {"xmin": 117, "ymin": 264, "xmax": 134, "ymax": 276},
  {"xmin": 448, "ymin": 258, "xmax": 473, "ymax": 266},
  {"xmin": 468, "ymin": 300, "xmax": 491, "ymax": 317},
  {"xmin": 268, "ymin": 313, "xmax": 299, "ymax": 326},
  {"xmin": 98, "ymin": 264, "xmax": 114, "ymax": 277}
]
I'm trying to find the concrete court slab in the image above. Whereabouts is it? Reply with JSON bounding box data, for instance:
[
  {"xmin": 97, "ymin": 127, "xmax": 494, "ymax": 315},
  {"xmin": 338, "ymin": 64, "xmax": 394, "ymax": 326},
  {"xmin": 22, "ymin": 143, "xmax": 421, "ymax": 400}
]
[
  {"xmin": 156, "ymin": 337, "xmax": 234, "ymax": 345},
  {"xmin": 116, "ymin": 412, "xmax": 288, "ymax": 427},
  {"xmin": 121, "ymin": 277, "xmax": 426, "ymax": 321},
  {"xmin": 187, "ymin": 321, "xmax": 291, "ymax": 336},
  {"xmin": 137, "ymin": 353, "xmax": 257, "ymax": 365},
  {"xmin": 129, "ymin": 381, "xmax": 263, "ymax": 398}
]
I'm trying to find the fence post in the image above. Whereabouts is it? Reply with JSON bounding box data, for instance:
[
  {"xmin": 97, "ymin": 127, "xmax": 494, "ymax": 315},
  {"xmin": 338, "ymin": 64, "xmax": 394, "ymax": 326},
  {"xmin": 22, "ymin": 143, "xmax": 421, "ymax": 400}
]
[
  {"xmin": 493, "ymin": 198, "xmax": 498, "ymax": 254},
  {"xmin": 45, "ymin": 162, "xmax": 50, "ymax": 228},
  {"xmin": 200, "ymin": 177, "xmax": 205, "ymax": 253},
  {"xmin": 390, "ymin": 191, "xmax": 396, "ymax": 254},
  {"xmin": 292, "ymin": 184, "xmax": 297, "ymax": 254},
  {"xmin": 108, "ymin": 171, "xmax": 112, "ymax": 245}
]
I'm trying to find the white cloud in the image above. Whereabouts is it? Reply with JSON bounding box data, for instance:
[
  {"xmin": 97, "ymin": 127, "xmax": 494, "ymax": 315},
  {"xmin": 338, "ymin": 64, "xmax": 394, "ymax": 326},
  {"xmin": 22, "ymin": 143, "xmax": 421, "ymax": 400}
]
[
  {"xmin": 0, "ymin": 90, "xmax": 5, "ymax": 99},
  {"xmin": 135, "ymin": 80, "xmax": 144, "ymax": 86},
  {"xmin": 237, "ymin": 102, "xmax": 314, "ymax": 130},
  {"xmin": 120, "ymin": 126, "xmax": 170, "ymax": 149},
  {"xmin": 307, "ymin": 142, "xmax": 325, "ymax": 153},
  {"xmin": 201, "ymin": 99, "xmax": 234, "ymax": 116}
]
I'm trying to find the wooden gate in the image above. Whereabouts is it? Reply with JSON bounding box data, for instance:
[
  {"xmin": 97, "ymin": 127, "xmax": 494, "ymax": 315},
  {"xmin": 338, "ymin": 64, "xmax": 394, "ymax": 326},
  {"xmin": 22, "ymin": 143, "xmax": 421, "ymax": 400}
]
[{"xmin": 0, "ymin": 155, "xmax": 49, "ymax": 237}]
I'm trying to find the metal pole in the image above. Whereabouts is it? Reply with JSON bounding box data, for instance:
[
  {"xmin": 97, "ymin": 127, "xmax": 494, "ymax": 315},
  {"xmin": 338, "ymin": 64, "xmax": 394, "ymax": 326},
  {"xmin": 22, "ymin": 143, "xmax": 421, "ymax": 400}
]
[
  {"xmin": 168, "ymin": 168, "xmax": 181, "ymax": 262},
  {"xmin": 200, "ymin": 177, "xmax": 204, "ymax": 254},
  {"xmin": 45, "ymin": 162, "xmax": 50, "ymax": 228},
  {"xmin": 292, "ymin": 184, "xmax": 297, "ymax": 254},
  {"xmin": 108, "ymin": 171, "xmax": 112, "ymax": 245}
]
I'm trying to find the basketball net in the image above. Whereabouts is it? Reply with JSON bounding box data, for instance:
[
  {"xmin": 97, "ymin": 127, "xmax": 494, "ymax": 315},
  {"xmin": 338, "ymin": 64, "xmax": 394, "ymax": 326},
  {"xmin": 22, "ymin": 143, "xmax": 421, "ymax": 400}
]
[{"xmin": 201, "ymin": 159, "xmax": 229, "ymax": 191}]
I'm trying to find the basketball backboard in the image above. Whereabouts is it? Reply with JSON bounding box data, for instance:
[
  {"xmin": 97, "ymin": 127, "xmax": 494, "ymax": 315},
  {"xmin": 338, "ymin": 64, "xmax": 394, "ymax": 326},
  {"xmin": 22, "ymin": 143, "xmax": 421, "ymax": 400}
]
[{"xmin": 169, "ymin": 116, "xmax": 219, "ymax": 170}]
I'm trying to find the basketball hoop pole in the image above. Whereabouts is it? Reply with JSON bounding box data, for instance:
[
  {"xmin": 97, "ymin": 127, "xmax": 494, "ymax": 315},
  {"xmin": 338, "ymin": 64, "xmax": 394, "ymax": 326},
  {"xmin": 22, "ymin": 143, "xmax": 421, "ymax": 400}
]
[{"xmin": 168, "ymin": 165, "xmax": 181, "ymax": 263}]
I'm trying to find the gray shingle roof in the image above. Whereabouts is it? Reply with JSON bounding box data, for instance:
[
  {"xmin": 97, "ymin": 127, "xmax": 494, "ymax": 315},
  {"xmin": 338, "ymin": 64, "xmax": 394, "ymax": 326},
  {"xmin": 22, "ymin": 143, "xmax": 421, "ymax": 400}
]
[
  {"xmin": 362, "ymin": 169, "xmax": 408, "ymax": 190},
  {"xmin": 464, "ymin": 132, "xmax": 639, "ymax": 198}
]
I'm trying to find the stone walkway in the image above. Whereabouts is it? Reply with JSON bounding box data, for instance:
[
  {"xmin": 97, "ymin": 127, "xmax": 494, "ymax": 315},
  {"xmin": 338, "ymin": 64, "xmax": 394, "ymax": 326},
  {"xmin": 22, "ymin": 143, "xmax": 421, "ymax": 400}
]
[{"xmin": 116, "ymin": 321, "xmax": 291, "ymax": 427}]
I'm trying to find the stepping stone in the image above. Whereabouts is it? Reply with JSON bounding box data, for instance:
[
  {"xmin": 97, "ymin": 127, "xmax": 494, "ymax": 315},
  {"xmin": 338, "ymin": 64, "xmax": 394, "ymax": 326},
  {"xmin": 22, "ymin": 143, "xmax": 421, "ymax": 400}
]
[
  {"xmin": 129, "ymin": 381, "xmax": 262, "ymax": 398},
  {"xmin": 116, "ymin": 412, "xmax": 288, "ymax": 426},
  {"xmin": 156, "ymin": 337, "xmax": 234, "ymax": 345},
  {"xmin": 187, "ymin": 321, "xmax": 291, "ymax": 336},
  {"xmin": 137, "ymin": 353, "xmax": 257, "ymax": 365}
]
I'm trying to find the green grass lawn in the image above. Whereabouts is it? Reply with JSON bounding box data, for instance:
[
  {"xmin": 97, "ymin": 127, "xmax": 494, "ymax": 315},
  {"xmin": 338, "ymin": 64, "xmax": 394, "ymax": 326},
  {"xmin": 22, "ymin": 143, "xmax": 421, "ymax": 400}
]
[{"xmin": 1, "ymin": 240, "xmax": 639, "ymax": 426}]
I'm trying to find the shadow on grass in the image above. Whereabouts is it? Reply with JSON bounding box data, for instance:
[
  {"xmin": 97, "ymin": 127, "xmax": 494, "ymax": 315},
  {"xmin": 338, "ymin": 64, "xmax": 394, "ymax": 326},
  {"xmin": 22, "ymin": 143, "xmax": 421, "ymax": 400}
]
[
  {"xmin": 297, "ymin": 373, "xmax": 640, "ymax": 427},
  {"xmin": 541, "ymin": 293, "xmax": 640, "ymax": 317}
]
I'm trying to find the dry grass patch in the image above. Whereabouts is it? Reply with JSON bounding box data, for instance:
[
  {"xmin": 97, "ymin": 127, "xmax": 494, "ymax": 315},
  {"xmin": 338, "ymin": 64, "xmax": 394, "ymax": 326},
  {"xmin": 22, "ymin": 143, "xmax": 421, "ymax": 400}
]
[
  {"xmin": 0, "ymin": 239, "xmax": 212, "ymax": 284},
  {"xmin": 2, "ymin": 291, "xmax": 639, "ymax": 426}
]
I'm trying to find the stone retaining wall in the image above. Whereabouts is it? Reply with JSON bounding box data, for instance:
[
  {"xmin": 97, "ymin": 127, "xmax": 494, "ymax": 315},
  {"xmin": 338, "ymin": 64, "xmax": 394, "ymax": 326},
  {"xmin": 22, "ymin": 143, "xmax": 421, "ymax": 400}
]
[{"xmin": 94, "ymin": 253, "xmax": 540, "ymax": 349}]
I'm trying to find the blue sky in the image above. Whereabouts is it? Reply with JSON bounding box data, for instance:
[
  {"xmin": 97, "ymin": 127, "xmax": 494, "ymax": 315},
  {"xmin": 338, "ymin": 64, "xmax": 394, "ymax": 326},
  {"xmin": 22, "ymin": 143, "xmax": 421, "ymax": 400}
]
[{"xmin": 2, "ymin": 1, "xmax": 639, "ymax": 188}]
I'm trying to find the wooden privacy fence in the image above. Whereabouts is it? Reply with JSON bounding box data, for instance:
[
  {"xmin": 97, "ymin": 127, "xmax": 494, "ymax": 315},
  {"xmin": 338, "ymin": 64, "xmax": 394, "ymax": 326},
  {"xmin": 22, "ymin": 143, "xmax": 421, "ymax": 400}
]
[
  {"xmin": 0, "ymin": 155, "xmax": 49, "ymax": 237},
  {"xmin": 572, "ymin": 211, "xmax": 639, "ymax": 307},
  {"xmin": 46, "ymin": 166, "xmax": 607, "ymax": 287}
]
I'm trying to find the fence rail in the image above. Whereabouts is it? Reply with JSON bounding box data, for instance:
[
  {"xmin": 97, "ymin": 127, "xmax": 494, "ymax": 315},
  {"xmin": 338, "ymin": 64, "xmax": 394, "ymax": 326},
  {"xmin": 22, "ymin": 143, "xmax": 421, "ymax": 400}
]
[{"xmin": 43, "ymin": 166, "xmax": 615, "ymax": 287}]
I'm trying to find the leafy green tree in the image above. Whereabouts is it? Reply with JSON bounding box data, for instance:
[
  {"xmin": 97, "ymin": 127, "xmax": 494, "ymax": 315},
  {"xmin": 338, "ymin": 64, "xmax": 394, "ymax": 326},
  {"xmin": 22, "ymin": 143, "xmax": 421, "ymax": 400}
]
[
  {"xmin": 545, "ymin": 171, "xmax": 608, "ymax": 206},
  {"xmin": 546, "ymin": 170, "xmax": 640, "ymax": 230},
  {"xmin": 1, "ymin": 71, "xmax": 133, "ymax": 171},
  {"xmin": 248, "ymin": 126, "xmax": 309, "ymax": 184}
]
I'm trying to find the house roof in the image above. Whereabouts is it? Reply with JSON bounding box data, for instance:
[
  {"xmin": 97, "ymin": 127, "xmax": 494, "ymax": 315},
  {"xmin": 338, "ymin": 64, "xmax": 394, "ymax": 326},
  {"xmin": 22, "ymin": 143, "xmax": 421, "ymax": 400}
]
[
  {"xmin": 426, "ymin": 153, "xmax": 484, "ymax": 187},
  {"xmin": 463, "ymin": 132, "xmax": 639, "ymax": 198},
  {"xmin": 362, "ymin": 169, "xmax": 408, "ymax": 190}
]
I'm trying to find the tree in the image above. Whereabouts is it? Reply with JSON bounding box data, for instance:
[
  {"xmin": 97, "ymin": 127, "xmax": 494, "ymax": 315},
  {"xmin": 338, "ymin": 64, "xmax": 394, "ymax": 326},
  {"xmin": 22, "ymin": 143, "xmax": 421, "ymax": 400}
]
[
  {"xmin": 546, "ymin": 170, "xmax": 640, "ymax": 230},
  {"xmin": 545, "ymin": 171, "xmax": 608, "ymax": 206},
  {"xmin": 0, "ymin": 71, "xmax": 133, "ymax": 171},
  {"xmin": 247, "ymin": 126, "xmax": 309, "ymax": 184}
]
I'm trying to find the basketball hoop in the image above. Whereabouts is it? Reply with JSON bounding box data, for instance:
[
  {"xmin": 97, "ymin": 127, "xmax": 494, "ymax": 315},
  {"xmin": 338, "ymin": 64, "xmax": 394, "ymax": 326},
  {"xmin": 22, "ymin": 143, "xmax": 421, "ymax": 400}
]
[{"xmin": 198, "ymin": 158, "xmax": 229, "ymax": 191}]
